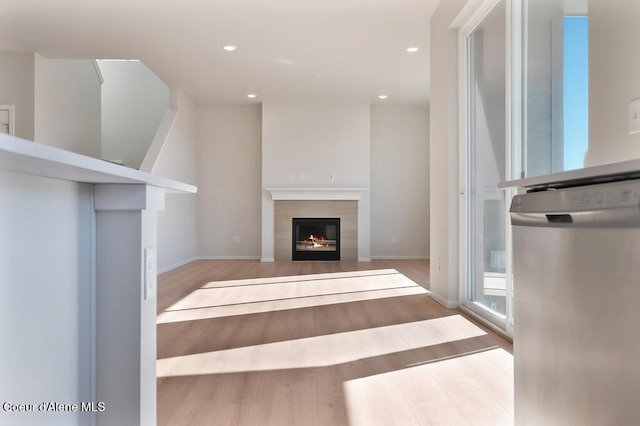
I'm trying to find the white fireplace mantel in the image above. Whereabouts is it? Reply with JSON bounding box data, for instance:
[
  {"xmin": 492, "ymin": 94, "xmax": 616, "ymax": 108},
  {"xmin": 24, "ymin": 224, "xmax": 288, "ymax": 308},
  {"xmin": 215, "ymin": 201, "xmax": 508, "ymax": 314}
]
[{"xmin": 265, "ymin": 187, "xmax": 368, "ymax": 201}]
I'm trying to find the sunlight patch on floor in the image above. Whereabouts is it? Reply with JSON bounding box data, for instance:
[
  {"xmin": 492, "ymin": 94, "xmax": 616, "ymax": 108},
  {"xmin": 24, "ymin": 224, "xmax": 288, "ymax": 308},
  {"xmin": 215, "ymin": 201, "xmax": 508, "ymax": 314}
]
[
  {"xmin": 157, "ymin": 285, "xmax": 427, "ymax": 324},
  {"xmin": 202, "ymin": 269, "xmax": 401, "ymax": 288},
  {"xmin": 156, "ymin": 315, "xmax": 487, "ymax": 377},
  {"xmin": 343, "ymin": 348, "xmax": 514, "ymax": 426},
  {"xmin": 158, "ymin": 269, "xmax": 426, "ymax": 324}
]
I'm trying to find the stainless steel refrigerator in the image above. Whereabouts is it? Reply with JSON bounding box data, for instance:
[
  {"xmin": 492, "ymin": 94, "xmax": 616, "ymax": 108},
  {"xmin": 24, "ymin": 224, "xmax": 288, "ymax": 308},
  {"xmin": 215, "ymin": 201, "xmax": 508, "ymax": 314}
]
[{"xmin": 503, "ymin": 162, "xmax": 640, "ymax": 425}]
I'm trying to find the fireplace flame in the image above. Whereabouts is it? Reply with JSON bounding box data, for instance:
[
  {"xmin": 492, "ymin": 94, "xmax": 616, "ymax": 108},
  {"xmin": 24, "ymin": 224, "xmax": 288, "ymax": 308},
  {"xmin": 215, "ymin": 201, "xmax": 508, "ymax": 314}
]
[{"xmin": 308, "ymin": 234, "xmax": 328, "ymax": 248}]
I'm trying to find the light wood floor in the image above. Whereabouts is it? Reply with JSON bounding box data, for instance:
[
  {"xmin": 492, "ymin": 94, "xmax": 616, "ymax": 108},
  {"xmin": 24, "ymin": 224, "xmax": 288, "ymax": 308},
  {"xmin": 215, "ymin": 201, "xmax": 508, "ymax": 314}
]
[{"xmin": 157, "ymin": 260, "xmax": 513, "ymax": 426}]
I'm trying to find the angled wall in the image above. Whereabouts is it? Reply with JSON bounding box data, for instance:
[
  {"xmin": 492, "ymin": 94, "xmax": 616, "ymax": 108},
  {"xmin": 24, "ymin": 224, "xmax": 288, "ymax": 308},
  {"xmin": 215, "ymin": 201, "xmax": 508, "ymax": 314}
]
[{"xmin": 151, "ymin": 90, "xmax": 199, "ymax": 273}]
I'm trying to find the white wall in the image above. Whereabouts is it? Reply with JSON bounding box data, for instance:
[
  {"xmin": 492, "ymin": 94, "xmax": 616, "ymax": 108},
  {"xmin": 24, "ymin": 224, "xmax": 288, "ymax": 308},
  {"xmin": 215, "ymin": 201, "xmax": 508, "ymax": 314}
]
[
  {"xmin": 152, "ymin": 90, "xmax": 199, "ymax": 272},
  {"xmin": 0, "ymin": 52, "xmax": 35, "ymax": 140},
  {"xmin": 262, "ymin": 102, "xmax": 371, "ymax": 186},
  {"xmin": 261, "ymin": 101, "xmax": 371, "ymax": 261},
  {"xmin": 0, "ymin": 171, "xmax": 93, "ymax": 426},
  {"xmin": 98, "ymin": 60, "xmax": 169, "ymax": 168},
  {"xmin": 198, "ymin": 105, "xmax": 263, "ymax": 259},
  {"xmin": 157, "ymin": 194, "xmax": 197, "ymax": 272},
  {"xmin": 34, "ymin": 56, "xmax": 102, "ymax": 158},
  {"xmin": 586, "ymin": 0, "xmax": 640, "ymax": 166},
  {"xmin": 429, "ymin": 0, "xmax": 468, "ymax": 307},
  {"xmin": 150, "ymin": 91, "xmax": 197, "ymax": 186},
  {"xmin": 370, "ymin": 105, "xmax": 430, "ymax": 259}
]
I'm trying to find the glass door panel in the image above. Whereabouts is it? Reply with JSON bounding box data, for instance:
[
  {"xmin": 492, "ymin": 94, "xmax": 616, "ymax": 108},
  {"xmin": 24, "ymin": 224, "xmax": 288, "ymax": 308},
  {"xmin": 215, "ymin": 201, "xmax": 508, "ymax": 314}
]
[{"xmin": 465, "ymin": 0, "xmax": 508, "ymax": 321}]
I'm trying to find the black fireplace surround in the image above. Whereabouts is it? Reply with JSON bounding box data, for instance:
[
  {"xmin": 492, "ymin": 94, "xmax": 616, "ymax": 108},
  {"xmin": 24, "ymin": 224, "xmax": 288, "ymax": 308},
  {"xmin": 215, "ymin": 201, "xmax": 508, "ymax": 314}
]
[{"xmin": 292, "ymin": 218, "xmax": 340, "ymax": 261}]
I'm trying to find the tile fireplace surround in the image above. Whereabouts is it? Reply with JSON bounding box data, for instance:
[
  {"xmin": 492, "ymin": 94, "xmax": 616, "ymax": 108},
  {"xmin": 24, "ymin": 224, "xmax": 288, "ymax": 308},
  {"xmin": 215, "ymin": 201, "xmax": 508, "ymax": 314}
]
[
  {"xmin": 276, "ymin": 200, "xmax": 355, "ymax": 261},
  {"xmin": 263, "ymin": 188, "xmax": 368, "ymax": 262}
]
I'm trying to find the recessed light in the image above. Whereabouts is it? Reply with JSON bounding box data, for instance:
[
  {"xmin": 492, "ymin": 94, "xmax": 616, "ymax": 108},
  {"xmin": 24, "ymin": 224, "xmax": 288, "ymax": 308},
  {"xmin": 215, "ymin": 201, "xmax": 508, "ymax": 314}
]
[
  {"xmin": 222, "ymin": 45, "xmax": 237, "ymax": 51},
  {"xmin": 378, "ymin": 95, "xmax": 388, "ymax": 100},
  {"xmin": 406, "ymin": 47, "xmax": 420, "ymax": 53},
  {"xmin": 247, "ymin": 93, "xmax": 257, "ymax": 98}
]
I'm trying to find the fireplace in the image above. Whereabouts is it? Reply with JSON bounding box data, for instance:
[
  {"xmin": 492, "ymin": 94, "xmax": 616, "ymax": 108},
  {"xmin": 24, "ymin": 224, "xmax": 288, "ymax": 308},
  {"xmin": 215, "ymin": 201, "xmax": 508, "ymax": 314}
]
[{"xmin": 292, "ymin": 218, "xmax": 340, "ymax": 261}]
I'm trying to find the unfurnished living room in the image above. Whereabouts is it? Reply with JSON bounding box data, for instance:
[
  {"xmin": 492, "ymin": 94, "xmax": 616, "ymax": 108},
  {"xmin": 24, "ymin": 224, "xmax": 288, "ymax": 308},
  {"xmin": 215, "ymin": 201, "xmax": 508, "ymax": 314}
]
[{"xmin": 2, "ymin": 0, "xmax": 639, "ymax": 425}]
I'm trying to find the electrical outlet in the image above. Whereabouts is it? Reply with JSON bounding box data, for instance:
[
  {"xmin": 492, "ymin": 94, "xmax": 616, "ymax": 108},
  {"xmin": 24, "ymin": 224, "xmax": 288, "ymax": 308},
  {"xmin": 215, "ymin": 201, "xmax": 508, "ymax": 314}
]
[
  {"xmin": 630, "ymin": 98, "xmax": 640, "ymax": 134},
  {"xmin": 144, "ymin": 246, "xmax": 156, "ymax": 300},
  {"xmin": 329, "ymin": 172, "xmax": 335, "ymax": 181},
  {"xmin": 392, "ymin": 236, "xmax": 398, "ymax": 244},
  {"xmin": 288, "ymin": 172, "xmax": 295, "ymax": 181},
  {"xmin": 234, "ymin": 235, "xmax": 240, "ymax": 244}
]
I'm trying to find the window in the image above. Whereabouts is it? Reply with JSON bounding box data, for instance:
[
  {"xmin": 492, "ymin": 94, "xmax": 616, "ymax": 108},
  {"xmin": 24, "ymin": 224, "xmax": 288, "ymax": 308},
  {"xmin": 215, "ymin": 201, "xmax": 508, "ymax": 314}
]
[{"xmin": 563, "ymin": 16, "xmax": 589, "ymax": 170}]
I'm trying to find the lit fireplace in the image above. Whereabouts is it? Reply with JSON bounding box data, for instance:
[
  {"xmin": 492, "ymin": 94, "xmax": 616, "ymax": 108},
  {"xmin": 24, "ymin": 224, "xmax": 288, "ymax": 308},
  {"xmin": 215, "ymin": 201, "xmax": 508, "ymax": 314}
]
[{"xmin": 292, "ymin": 218, "xmax": 340, "ymax": 261}]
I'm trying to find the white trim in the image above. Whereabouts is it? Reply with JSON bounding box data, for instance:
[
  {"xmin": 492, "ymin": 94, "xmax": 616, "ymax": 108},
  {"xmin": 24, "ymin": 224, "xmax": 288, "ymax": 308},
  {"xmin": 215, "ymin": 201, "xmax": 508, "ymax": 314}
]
[
  {"xmin": 156, "ymin": 255, "xmax": 430, "ymax": 273},
  {"xmin": 455, "ymin": 0, "xmax": 504, "ymax": 34},
  {"xmin": 94, "ymin": 184, "xmax": 164, "ymax": 211},
  {"xmin": 450, "ymin": 0, "xmax": 496, "ymax": 30},
  {"xmin": 504, "ymin": 0, "xmax": 520, "ymax": 338},
  {"xmin": 159, "ymin": 256, "xmax": 268, "ymax": 274},
  {"xmin": 157, "ymin": 256, "xmax": 199, "ymax": 275},
  {"xmin": 521, "ymin": 0, "xmax": 529, "ymax": 181},
  {"xmin": 92, "ymin": 60, "xmax": 104, "ymax": 84},
  {"xmin": 427, "ymin": 291, "xmax": 459, "ymax": 309},
  {"xmin": 0, "ymin": 133, "xmax": 196, "ymax": 193},
  {"xmin": 265, "ymin": 187, "xmax": 368, "ymax": 201},
  {"xmin": 198, "ymin": 256, "xmax": 262, "ymax": 261},
  {"xmin": 512, "ymin": 0, "xmax": 524, "ymax": 181},
  {"xmin": 457, "ymin": 0, "xmax": 475, "ymax": 340},
  {"xmin": 89, "ymin": 193, "xmax": 97, "ymax": 426},
  {"xmin": 370, "ymin": 255, "xmax": 430, "ymax": 260},
  {"xmin": 457, "ymin": 0, "xmax": 515, "ymax": 338}
]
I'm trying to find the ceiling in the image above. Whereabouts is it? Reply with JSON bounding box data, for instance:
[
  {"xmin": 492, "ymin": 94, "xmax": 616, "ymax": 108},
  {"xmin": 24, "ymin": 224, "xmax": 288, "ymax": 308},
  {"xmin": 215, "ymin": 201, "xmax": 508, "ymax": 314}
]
[{"xmin": 0, "ymin": 0, "xmax": 442, "ymax": 106}]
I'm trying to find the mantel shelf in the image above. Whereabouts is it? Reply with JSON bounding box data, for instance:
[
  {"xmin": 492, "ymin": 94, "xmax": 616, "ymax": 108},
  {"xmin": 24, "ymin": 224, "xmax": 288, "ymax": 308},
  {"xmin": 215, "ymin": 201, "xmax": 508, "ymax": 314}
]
[
  {"xmin": 0, "ymin": 134, "xmax": 197, "ymax": 193},
  {"xmin": 265, "ymin": 187, "xmax": 368, "ymax": 201}
]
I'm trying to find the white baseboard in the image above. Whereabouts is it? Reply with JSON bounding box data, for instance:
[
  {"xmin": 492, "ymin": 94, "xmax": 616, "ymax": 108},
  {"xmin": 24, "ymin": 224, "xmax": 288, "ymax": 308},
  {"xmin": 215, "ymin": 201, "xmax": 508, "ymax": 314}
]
[
  {"xmin": 159, "ymin": 256, "xmax": 268, "ymax": 274},
  {"xmin": 370, "ymin": 255, "xmax": 430, "ymax": 260},
  {"xmin": 427, "ymin": 290, "xmax": 459, "ymax": 309},
  {"xmin": 197, "ymin": 256, "xmax": 262, "ymax": 261},
  {"xmin": 161, "ymin": 256, "xmax": 429, "ymax": 267},
  {"xmin": 157, "ymin": 256, "xmax": 198, "ymax": 275}
]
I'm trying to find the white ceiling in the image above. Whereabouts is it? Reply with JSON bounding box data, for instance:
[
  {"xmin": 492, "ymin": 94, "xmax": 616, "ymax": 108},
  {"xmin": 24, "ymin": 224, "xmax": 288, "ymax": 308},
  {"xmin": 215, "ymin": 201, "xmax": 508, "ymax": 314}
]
[{"xmin": 0, "ymin": 0, "xmax": 442, "ymax": 106}]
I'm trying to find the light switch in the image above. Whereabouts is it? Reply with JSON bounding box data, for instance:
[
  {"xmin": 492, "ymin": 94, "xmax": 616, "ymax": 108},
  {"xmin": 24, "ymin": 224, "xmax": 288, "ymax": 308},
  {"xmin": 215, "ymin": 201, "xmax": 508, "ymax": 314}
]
[
  {"xmin": 144, "ymin": 246, "xmax": 156, "ymax": 300},
  {"xmin": 629, "ymin": 98, "xmax": 640, "ymax": 135}
]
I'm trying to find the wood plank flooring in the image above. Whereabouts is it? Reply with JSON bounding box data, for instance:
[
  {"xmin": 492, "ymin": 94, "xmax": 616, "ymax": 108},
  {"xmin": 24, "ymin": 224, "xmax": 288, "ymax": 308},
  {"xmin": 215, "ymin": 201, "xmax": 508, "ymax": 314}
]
[{"xmin": 157, "ymin": 260, "xmax": 513, "ymax": 425}]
